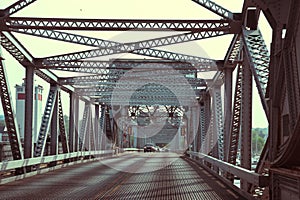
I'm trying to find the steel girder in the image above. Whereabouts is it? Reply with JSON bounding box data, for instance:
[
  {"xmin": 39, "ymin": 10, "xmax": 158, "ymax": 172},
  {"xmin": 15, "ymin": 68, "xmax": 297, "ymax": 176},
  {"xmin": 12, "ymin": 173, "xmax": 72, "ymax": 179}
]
[
  {"xmin": 39, "ymin": 60, "xmax": 214, "ymax": 73},
  {"xmin": 58, "ymin": 91, "xmax": 69, "ymax": 154},
  {"xmin": 79, "ymin": 103, "xmax": 90, "ymax": 151},
  {"xmin": 208, "ymin": 83, "xmax": 224, "ymax": 160},
  {"xmin": 3, "ymin": 0, "xmax": 37, "ymax": 16},
  {"xmin": 0, "ymin": 32, "xmax": 31, "ymax": 63},
  {"xmin": 0, "ymin": 32, "xmax": 77, "ymax": 94},
  {"xmin": 34, "ymin": 86, "xmax": 58, "ymax": 157},
  {"xmin": 99, "ymin": 106, "xmax": 106, "ymax": 150},
  {"xmin": 282, "ymin": 43, "xmax": 300, "ymax": 131},
  {"xmin": 0, "ymin": 49, "xmax": 24, "ymax": 160},
  {"xmin": 14, "ymin": 29, "xmax": 218, "ymax": 68},
  {"xmin": 7, "ymin": 18, "xmax": 230, "ymax": 31},
  {"xmin": 240, "ymin": 60, "xmax": 253, "ymax": 190},
  {"xmin": 227, "ymin": 65, "xmax": 243, "ymax": 165},
  {"xmin": 224, "ymin": 34, "xmax": 242, "ymax": 65},
  {"xmin": 243, "ymin": 29, "xmax": 270, "ymax": 116},
  {"xmin": 94, "ymin": 97, "xmax": 195, "ymax": 106},
  {"xmin": 44, "ymin": 31, "xmax": 228, "ymax": 62},
  {"xmin": 75, "ymin": 89, "xmax": 202, "ymax": 97},
  {"xmin": 59, "ymin": 71, "xmax": 206, "ymax": 84},
  {"xmin": 191, "ymin": 0, "xmax": 233, "ymax": 20}
]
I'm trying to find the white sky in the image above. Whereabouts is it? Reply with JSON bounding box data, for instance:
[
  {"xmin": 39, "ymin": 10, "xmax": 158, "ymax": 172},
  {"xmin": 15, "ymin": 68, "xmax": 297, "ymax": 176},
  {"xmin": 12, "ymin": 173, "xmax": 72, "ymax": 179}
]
[{"xmin": 0, "ymin": 0, "xmax": 271, "ymax": 128}]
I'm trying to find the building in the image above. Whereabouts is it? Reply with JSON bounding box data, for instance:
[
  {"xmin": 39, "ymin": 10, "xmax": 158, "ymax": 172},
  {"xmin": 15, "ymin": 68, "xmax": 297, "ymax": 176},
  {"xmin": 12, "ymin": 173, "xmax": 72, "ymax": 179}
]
[{"xmin": 15, "ymin": 79, "xmax": 43, "ymax": 143}]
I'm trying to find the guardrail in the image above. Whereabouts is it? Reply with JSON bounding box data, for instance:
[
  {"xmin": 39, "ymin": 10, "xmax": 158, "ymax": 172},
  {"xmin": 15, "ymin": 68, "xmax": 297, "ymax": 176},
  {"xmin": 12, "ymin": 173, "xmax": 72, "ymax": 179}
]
[
  {"xmin": 0, "ymin": 150, "xmax": 117, "ymax": 171},
  {"xmin": 0, "ymin": 150, "xmax": 120, "ymax": 184},
  {"xmin": 187, "ymin": 151, "xmax": 269, "ymax": 199}
]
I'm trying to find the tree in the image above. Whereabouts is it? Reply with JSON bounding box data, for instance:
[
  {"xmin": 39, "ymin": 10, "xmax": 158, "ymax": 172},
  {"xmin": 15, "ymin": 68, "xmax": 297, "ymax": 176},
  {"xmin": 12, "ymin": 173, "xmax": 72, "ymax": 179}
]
[{"xmin": 252, "ymin": 129, "xmax": 266, "ymax": 155}]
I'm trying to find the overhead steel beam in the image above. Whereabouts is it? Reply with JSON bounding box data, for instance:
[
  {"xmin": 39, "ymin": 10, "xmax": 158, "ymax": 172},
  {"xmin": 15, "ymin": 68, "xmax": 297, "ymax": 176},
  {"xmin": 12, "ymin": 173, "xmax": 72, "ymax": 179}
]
[
  {"xmin": 39, "ymin": 60, "xmax": 215, "ymax": 72},
  {"xmin": 0, "ymin": 32, "xmax": 77, "ymax": 94},
  {"xmin": 59, "ymin": 74, "xmax": 206, "ymax": 86},
  {"xmin": 93, "ymin": 98, "xmax": 196, "ymax": 106},
  {"xmin": 7, "ymin": 17, "xmax": 230, "ymax": 31},
  {"xmin": 2, "ymin": 0, "xmax": 37, "ymax": 16},
  {"xmin": 0, "ymin": 31, "xmax": 33, "ymax": 63},
  {"xmin": 191, "ymin": 0, "xmax": 234, "ymax": 20},
  {"xmin": 13, "ymin": 29, "xmax": 218, "ymax": 67},
  {"xmin": 44, "ymin": 30, "xmax": 228, "ymax": 62},
  {"xmin": 75, "ymin": 86, "xmax": 205, "ymax": 93}
]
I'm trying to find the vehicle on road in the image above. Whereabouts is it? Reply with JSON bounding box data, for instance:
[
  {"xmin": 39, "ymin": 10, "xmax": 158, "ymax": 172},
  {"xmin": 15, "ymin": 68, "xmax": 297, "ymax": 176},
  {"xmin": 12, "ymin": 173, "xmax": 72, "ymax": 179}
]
[{"xmin": 143, "ymin": 143, "xmax": 158, "ymax": 152}]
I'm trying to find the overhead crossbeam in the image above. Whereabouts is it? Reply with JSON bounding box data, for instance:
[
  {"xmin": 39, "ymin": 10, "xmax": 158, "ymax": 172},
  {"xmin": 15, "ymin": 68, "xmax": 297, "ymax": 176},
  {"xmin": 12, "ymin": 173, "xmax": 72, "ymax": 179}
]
[
  {"xmin": 94, "ymin": 98, "xmax": 196, "ymax": 106},
  {"xmin": 44, "ymin": 30, "xmax": 228, "ymax": 62},
  {"xmin": 191, "ymin": 0, "xmax": 234, "ymax": 20},
  {"xmin": 0, "ymin": 32, "xmax": 32, "ymax": 62},
  {"xmin": 2, "ymin": 0, "xmax": 37, "ymax": 16},
  {"xmin": 13, "ymin": 29, "xmax": 218, "ymax": 68},
  {"xmin": 39, "ymin": 60, "xmax": 215, "ymax": 73},
  {"xmin": 7, "ymin": 17, "xmax": 230, "ymax": 31},
  {"xmin": 59, "ymin": 74, "xmax": 206, "ymax": 86}
]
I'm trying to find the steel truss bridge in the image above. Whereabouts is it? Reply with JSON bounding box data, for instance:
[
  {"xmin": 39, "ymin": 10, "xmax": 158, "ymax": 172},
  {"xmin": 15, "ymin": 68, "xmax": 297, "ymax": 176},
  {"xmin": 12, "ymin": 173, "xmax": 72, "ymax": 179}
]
[{"xmin": 0, "ymin": 0, "xmax": 299, "ymax": 199}]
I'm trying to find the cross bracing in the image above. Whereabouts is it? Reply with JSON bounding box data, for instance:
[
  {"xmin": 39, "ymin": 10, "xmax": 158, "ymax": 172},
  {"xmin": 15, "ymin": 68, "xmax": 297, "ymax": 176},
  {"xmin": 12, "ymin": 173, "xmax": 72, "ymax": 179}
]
[{"xmin": 5, "ymin": 0, "xmax": 300, "ymax": 198}]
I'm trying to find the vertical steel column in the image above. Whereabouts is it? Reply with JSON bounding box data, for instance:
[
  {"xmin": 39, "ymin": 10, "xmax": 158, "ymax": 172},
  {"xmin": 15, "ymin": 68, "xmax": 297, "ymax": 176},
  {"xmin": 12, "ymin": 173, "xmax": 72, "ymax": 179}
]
[
  {"xmin": 24, "ymin": 65, "xmax": 34, "ymax": 159},
  {"xmin": 199, "ymin": 97, "xmax": 206, "ymax": 153},
  {"xmin": 50, "ymin": 93, "xmax": 58, "ymax": 155},
  {"xmin": 100, "ymin": 105, "xmax": 106, "ymax": 150},
  {"xmin": 209, "ymin": 81, "xmax": 224, "ymax": 160},
  {"xmin": 201, "ymin": 92, "xmax": 211, "ymax": 154},
  {"xmin": 69, "ymin": 92, "xmax": 75, "ymax": 152},
  {"xmin": 240, "ymin": 60, "xmax": 252, "ymax": 191},
  {"xmin": 224, "ymin": 67, "xmax": 233, "ymax": 161},
  {"xmin": 191, "ymin": 105, "xmax": 199, "ymax": 152},
  {"xmin": 95, "ymin": 104, "xmax": 99, "ymax": 150},
  {"xmin": 74, "ymin": 96, "xmax": 79, "ymax": 152},
  {"xmin": 196, "ymin": 104, "xmax": 202, "ymax": 152}
]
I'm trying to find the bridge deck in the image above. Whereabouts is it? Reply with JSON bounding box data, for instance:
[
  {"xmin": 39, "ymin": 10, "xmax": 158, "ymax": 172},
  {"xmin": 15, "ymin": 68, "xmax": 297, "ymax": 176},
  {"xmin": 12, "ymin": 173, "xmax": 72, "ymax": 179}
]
[{"xmin": 0, "ymin": 153, "xmax": 245, "ymax": 199}]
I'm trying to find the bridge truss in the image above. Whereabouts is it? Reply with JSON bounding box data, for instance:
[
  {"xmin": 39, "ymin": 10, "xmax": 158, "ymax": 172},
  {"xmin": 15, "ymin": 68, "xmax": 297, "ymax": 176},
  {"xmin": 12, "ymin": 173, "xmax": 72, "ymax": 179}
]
[{"xmin": 0, "ymin": 0, "xmax": 299, "ymax": 199}]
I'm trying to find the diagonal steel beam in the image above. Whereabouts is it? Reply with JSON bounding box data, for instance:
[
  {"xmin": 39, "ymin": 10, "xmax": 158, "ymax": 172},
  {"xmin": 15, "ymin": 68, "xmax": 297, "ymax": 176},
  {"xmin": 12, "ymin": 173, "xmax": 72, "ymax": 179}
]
[
  {"xmin": 0, "ymin": 48, "xmax": 24, "ymax": 160},
  {"xmin": 7, "ymin": 17, "xmax": 230, "ymax": 31},
  {"xmin": 0, "ymin": 31, "xmax": 33, "ymax": 63},
  {"xmin": 242, "ymin": 29, "xmax": 269, "ymax": 117},
  {"xmin": 224, "ymin": 34, "xmax": 242, "ymax": 65},
  {"xmin": 34, "ymin": 86, "xmax": 58, "ymax": 157},
  {"xmin": 191, "ymin": 0, "xmax": 233, "ymax": 20},
  {"xmin": 3, "ymin": 0, "xmax": 37, "ymax": 16},
  {"xmin": 13, "ymin": 29, "xmax": 218, "ymax": 68},
  {"xmin": 0, "ymin": 31, "xmax": 77, "ymax": 93},
  {"xmin": 43, "ymin": 30, "xmax": 228, "ymax": 62},
  {"xmin": 58, "ymin": 91, "xmax": 69, "ymax": 153}
]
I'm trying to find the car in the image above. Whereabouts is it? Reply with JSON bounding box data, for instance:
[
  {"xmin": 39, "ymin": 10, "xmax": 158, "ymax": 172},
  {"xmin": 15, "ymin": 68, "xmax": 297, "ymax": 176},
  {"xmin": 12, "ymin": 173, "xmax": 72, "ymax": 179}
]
[{"xmin": 143, "ymin": 143, "xmax": 158, "ymax": 152}]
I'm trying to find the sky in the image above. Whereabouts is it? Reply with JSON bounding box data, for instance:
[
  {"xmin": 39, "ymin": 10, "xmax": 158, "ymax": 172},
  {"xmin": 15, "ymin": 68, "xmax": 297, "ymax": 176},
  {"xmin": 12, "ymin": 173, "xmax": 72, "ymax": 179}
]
[{"xmin": 0, "ymin": 0, "xmax": 271, "ymax": 128}]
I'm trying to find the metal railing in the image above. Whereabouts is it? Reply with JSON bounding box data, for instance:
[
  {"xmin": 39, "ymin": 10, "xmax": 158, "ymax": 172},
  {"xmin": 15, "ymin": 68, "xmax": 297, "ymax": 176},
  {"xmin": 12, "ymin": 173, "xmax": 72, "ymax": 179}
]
[{"xmin": 187, "ymin": 151, "xmax": 269, "ymax": 199}]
